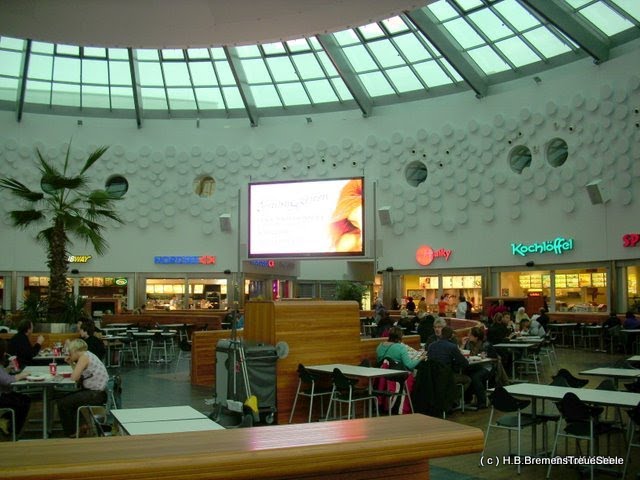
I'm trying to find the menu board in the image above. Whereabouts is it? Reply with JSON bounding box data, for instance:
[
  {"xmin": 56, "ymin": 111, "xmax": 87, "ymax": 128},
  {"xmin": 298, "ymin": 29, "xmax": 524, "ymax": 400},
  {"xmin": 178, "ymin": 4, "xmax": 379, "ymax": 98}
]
[
  {"xmin": 566, "ymin": 274, "xmax": 579, "ymax": 288},
  {"xmin": 80, "ymin": 277, "xmax": 94, "ymax": 287},
  {"xmin": 104, "ymin": 278, "xmax": 114, "ymax": 287},
  {"xmin": 542, "ymin": 275, "xmax": 551, "ymax": 288},
  {"xmin": 579, "ymin": 273, "xmax": 592, "ymax": 287},
  {"xmin": 418, "ymin": 276, "xmax": 439, "ymax": 289},
  {"xmin": 529, "ymin": 274, "xmax": 542, "ymax": 289},
  {"xmin": 555, "ymin": 274, "xmax": 566, "ymax": 288},
  {"xmin": 592, "ymin": 273, "xmax": 607, "ymax": 287},
  {"xmin": 519, "ymin": 276, "xmax": 530, "ymax": 288}
]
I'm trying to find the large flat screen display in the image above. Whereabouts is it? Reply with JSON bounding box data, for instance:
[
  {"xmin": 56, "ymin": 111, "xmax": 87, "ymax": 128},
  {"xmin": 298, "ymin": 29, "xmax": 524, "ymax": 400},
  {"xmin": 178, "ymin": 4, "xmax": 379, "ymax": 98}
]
[{"xmin": 249, "ymin": 177, "xmax": 364, "ymax": 258}]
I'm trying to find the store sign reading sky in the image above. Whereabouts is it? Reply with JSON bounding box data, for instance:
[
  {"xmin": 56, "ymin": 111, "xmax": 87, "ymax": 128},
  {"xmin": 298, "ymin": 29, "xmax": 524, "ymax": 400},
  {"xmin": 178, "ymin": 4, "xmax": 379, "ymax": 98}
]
[
  {"xmin": 154, "ymin": 255, "xmax": 216, "ymax": 265},
  {"xmin": 511, "ymin": 237, "xmax": 574, "ymax": 257},
  {"xmin": 622, "ymin": 233, "xmax": 640, "ymax": 247},
  {"xmin": 415, "ymin": 245, "xmax": 452, "ymax": 266}
]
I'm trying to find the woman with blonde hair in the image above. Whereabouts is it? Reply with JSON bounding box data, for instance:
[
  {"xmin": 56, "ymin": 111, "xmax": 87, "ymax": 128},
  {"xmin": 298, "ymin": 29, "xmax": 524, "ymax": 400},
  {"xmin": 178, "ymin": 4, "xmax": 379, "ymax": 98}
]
[{"xmin": 57, "ymin": 338, "xmax": 109, "ymax": 437}]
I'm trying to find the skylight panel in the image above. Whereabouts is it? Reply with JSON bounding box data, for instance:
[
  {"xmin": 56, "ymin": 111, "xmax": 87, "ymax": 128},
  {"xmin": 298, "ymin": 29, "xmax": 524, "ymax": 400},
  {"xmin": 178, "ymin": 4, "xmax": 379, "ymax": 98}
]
[
  {"xmin": 359, "ymin": 23, "xmax": 386, "ymax": 40},
  {"xmin": 83, "ymin": 47, "xmax": 107, "ymax": 58},
  {"xmin": 287, "ymin": 38, "xmax": 312, "ymax": 53},
  {"xmin": 453, "ymin": 0, "xmax": 484, "ymax": 11},
  {"xmin": 427, "ymin": 1, "xmax": 460, "ymax": 22},
  {"xmin": 162, "ymin": 49, "xmax": 185, "ymax": 60},
  {"xmin": 610, "ymin": 0, "xmax": 640, "ymax": 21},
  {"xmin": 31, "ymin": 42, "xmax": 53, "ymax": 54},
  {"xmin": 382, "ymin": 16, "xmax": 410, "ymax": 34},
  {"xmin": 278, "ymin": 82, "xmax": 310, "ymax": 106},
  {"xmin": 359, "ymin": 71, "xmax": 394, "ymax": 96},
  {"xmin": 386, "ymin": 66, "xmax": 423, "ymax": 92},
  {"xmin": 222, "ymin": 86, "xmax": 245, "ymax": 108},
  {"xmin": 469, "ymin": 8, "xmax": 514, "ymax": 41},
  {"xmin": 523, "ymin": 27, "xmax": 572, "ymax": 58},
  {"xmin": 163, "ymin": 62, "xmax": 191, "ymax": 86},
  {"xmin": 215, "ymin": 61, "xmax": 236, "ymax": 85},
  {"xmin": 467, "ymin": 45, "xmax": 511, "ymax": 74},
  {"xmin": 138, "ymin": 62, "xmax": 164, "ymax": 87},
  {"xmin": 579, "ymin": 2, "xmax": 635, "ymax": 36},
  {"xmin": 242, "ymin": 58, "xmax": 272, "ymax": 83},
  {"xmin": 494, "ymin": 37, "xmax": 541, "ymax": 67},
  {"xmin": 194, "ymin": 87, "xmax": 223, "ymax": 109},
  {"xmin": 189, "ymin": 62, "xmax": 218, "ymax": 86},
  {"xmin": 262, "ymin": 42, "xmax": 286, "ymax": 55},
  {"xmin": 53, "ymin": 57, "xmax": 80, "ymax": 83},
  {"xmin": 394, "ymin": 33, "xmax": 433, "ymax": 63},
  {"xmin": 108, "ymin": 61, "xmax": 132, "ymax": 85},
  {"xmin": 291, "ymin": 53, "xmax": 324, "ymax": 80},
  {"xmin": 82, "ymin": 59, "xmax": 109, "ymax": 84},
  {"xmin": 266, "ymin": 56, "xmax": 298, "ymax": 82},
  {"xmin": 236, "ymin": 45, "xmax": 261, "ymax": 58},
  {"xmin": 442, "ymin": 18, "xmax": 485, "ymax": 49},
  {"xmin": 413, "ymin": 60, "xmax": 455, "ymax": 87},
  {"xmin": 316, "ymin": 51, "xmax": 339, "ymax": 76},
  {"xmin": 56, "ymin": 44, "xmax": 79, "ymax": 56},
  {"xmin": 51, "ymin": 82, "xmax": 80, "ymax": 106},
  {"xmin": 494, "ymin": 0, "xmax": 540, "ymax": 31},
  {"xmin": 166, "ymin": 88, "xmax": 197, "ymax": 109},
  {"xmin": 140, "ymin": 87, "xmax": 168, "ymax": 109},
  {"xmin": 252, "ymin": 84, "xmax": 282, "ymax": 108},
  {"xmin": 24, "ymin": 79, "xmax": 51, "ymax": 104},
  {"xmin": 0, "ymin": 50, "xmax": 22, "ymax": 76},
  {"xmin": 332, "ymin": 30, "xmax": 361, "ymax": 47},
  {"xmin": 187, "ymin": 48, "xmax": 210, "ymax": 59},
  {"xmin": 0, "ymin": 36, "xmax": 24, "ymax": 50},
  {"xmin": 108, "ymin": 48, "xmax": 128, "ymax": 60},
  {"xmin": 368, "ymin": 39, "xmax": 405, "ymax": 68},
  {"xmin": 0, "ymin": 77, "xmax": 19, "ymax": 101},
  {"xmin": 210, "ymin": 48, "xmax": 227, "ymax": 61},
  {"xmin": 136, "ymin": 49, "xmax": 159, "ymax": 61},
  {"xmin": 111, "ymin": 87, "xmax": 135, "ymax": 109},
  {"xmin": 439, "ymin": 57, "xmax": 464, "ymax": 82},
  {"xmin": 305, "ymin": 79, "xmax": 339, "ymax": 103},
  {"xmin": 342, "ymin": 44, "xmax": 378, "ymax": 72},
  {"xmin": 82, "ymin": 85, "xmax": 110, "ymax": 108}
]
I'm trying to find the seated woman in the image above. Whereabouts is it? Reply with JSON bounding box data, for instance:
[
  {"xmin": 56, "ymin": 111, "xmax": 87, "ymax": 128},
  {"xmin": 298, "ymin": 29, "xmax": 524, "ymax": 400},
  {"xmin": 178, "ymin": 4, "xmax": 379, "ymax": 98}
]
[
  {"xmin": 462, "ymin": 327, "xmax": 493, "ymax": 408},
  {"xmin": 57, "ymin": 339, "xmax": 109, "ymax": 438},
  {"xmin": 376, "ymin": 327, "xmax": 425, "ymax": 370},
  {"xmin": 0, "ymin": 339, "xmax": 32, "ymax": 437}
]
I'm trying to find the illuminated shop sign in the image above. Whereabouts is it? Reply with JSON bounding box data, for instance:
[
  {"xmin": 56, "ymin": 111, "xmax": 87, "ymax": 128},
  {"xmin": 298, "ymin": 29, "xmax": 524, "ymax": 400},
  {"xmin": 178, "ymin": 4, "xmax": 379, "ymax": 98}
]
[
  {"xmin": 416, "ymin": 245, "xmax": 452, "ymax": 266},
  {"xmin": 511, "ymin": 237, "xmax": 574, "ymax": 257},
  {"xmin": 623, "ymin": 233, "xmax": 640, "ymax": 247},
  {"xmin": 68, "ymin": 255, "xmax": 92, "ymax": 263},
  {"xmin": 114, "ymin": 278, "xmax": 128, "ymax": 286},
  {"xmin": 249, "ymin": 260, "xmax": 296, "ymax": 270},
  {"xmin": 154, "ymin": 255, "xmax": 216, "ymax": 265}
]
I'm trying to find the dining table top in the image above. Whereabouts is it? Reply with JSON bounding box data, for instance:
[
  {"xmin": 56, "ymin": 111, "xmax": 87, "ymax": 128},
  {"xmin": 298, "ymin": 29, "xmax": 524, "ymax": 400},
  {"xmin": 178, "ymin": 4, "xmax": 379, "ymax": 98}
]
[
  {"xmin": 112, "ymin": 405, "xmax": 209, "ymax": 424},
  {"xmin": 579, "ymin": 367, "xmax": 640, "ymax": 378},
  {"xmin": 306, "ymin": 363, "xmax": 406, "ymax": 378},
  {"xmin": 505, "ymin": 382, "xmax": 640, "ymax": 408}
]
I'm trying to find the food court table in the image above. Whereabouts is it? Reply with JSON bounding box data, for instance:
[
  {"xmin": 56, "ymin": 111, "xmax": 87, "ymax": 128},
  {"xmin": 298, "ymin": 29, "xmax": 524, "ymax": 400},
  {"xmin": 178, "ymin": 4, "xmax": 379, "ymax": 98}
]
[
  {"xmin": 548, "ymin": 322, "xmax": 578, "ymax": 347},
  {"xmin": 306, "ymin": 363, "xmax": 407, "ymax": 393},
  {"xmin": 11, "ymin": 365, "xmax": 75, "ymax": 438},
  {"xmin": 0, "ymin": 414, "xmax": 484, "ymax": 480},
  {"xmin": 580, "ymin": 367, "xmax": 640, "ymax": 389},
  {"xmin": 112, "ymin": 405, "xmax": 223, "ymax": 435}
]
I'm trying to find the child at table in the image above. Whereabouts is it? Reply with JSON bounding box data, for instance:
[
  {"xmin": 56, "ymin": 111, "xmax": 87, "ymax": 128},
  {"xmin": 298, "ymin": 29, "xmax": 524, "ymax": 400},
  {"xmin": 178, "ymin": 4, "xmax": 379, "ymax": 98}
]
[
  {"xmin": 0, "ymin": 339, "xmax": 32, "ymax": 437},
  {"xmin": 57, "ymin": 338, "xmax": 109, "ymax": 437}
]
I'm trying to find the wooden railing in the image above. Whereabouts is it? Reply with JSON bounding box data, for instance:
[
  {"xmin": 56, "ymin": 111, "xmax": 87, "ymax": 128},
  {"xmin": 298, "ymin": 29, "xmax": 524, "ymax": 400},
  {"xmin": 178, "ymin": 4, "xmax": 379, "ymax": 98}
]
[
  {"xmin": 0, "ymin": 414, "xmax": 484, "ymax": 480},
  {"xmin": 102, "ymin": 313, "xmax": 224, "ymax": 330}
]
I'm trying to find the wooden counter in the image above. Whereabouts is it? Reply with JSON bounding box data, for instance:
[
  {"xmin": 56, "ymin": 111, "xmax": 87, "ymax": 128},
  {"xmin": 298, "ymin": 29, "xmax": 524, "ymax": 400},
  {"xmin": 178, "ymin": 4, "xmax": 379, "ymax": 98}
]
[{"xmin": 0, "ymin": 414, "xmax": 483, "ymax": 480}]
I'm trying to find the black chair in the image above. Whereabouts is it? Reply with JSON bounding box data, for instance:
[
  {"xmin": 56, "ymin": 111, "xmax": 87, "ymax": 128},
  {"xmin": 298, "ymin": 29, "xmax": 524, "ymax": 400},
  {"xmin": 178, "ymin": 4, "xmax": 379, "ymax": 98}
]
[
  {"xmin": 546, "ymin": 392, "xmax": 615, "ymax": 480},
  {"xmin": 325, "ymin": 368, "xmax": 379, "ymax": 420},
  {"xmin": 623, "ymin": 402, "xmax": 640, "ymax": 479},
  {"xmin": 372, "ymin": 358, "xmax": 414, "ymax": 415},
  {"xmin": 481, "ymin": 386, "xmax": 536, "ymax": 474},
  {"xmin": 552, "ymin": 368, "xmax": 588, "ymax": 388},
  {"xmin": 288, "ymin": 364, "xmax": 332, "ymax": 423},
  {"xmin": 0, "ymin": 407, "xmax": 16, "ymax": 442},
  {"xmin": 595, "ymin": 379, "xmax": 625, "ymax": 433}
]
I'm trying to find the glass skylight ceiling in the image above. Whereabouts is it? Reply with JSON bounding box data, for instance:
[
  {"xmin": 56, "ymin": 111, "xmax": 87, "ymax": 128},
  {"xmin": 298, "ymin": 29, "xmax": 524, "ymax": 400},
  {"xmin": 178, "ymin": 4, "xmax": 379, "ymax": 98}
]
[{"xmin": 0, "ymin": 0, "xmax": 638, "ymax": 124}]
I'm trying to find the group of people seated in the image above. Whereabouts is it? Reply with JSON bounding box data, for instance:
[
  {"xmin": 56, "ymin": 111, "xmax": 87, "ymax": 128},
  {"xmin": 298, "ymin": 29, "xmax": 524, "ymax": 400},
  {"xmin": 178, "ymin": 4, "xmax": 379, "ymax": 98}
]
[{"xmin": 0, "ymin": 318, "xmax": 109, "ymax": 439}]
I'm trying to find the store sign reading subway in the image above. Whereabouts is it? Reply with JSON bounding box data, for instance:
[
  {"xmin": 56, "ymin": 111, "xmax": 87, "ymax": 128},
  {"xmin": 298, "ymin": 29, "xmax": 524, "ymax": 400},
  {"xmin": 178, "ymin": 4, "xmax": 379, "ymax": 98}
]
[
  {"xmin": 511, "ymin": 237, "xmax": 574, "ymax": 257},
  {"xmin": 68, "ymin": 255, "xmax": 92, "ymax": 263}
]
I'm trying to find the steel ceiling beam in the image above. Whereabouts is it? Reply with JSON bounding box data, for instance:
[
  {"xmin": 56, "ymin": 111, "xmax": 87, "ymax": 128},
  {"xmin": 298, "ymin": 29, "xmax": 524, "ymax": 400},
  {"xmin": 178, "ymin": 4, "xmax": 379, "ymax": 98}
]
[
  {"xmin": 127, "ymin": 48, "xmax": 143, "ymax": 128},
  {"xmin": 317, "ymin": 34, "xmax": 373, "ymax": 117},
  {"xmin": 406, "ymin": 8, "xmax": 488, "ymax": 98},
  {"xmin": 224, "ymin": 46, "xmax": 259, "ymax": 127},
  {"xmin": 520, "ymin": 0, "xmax": 610, "ymax": 63},
  {"xmin": 16, "ymin": 39, "xmax": 32, "ymax": 122}
]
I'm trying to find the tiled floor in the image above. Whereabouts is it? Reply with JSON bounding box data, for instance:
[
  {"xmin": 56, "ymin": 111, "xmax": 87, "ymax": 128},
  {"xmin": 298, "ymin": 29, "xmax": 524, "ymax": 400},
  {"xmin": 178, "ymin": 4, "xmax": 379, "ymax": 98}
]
[{"xmin": 13, "ymin": 344, "xmax": 640, "ymax": 480}]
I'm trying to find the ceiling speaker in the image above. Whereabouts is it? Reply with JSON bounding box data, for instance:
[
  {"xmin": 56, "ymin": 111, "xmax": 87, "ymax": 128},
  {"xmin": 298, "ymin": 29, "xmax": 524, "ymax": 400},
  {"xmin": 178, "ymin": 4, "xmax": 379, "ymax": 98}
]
[
  {"xmin": 585, "ymin": 180, "xmax": 609, "ymax": 205},
  {"xmin": 219, "ymin": 213, "xmax": 232, "ymax": 232},
  {"xmin": 378, "ymin": 206, "xmax": 392, "ymax": 226}
]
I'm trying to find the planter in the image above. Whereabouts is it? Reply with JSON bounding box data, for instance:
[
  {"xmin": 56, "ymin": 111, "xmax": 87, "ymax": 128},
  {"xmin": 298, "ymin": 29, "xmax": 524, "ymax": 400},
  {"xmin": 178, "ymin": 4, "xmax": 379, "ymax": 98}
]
[{"xmin": 34, "ymin": 322, "xmax": 73, "ymax": 333}]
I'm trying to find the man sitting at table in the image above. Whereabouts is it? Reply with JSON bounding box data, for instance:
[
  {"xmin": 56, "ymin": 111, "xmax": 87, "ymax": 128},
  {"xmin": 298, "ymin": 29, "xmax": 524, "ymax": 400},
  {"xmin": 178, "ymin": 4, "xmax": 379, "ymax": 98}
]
[
  {"xmin": 427, "ymin": 327, "xmax": 470, "ymax": 391},
  {"xmin": 8, "ymin": 319, "xmax": 45, "ymax": 368},
  {"xmin": 78, "ymin": 319, "xmax": 106, "ymax": 362},
  {"xmin": 0, "ymin": 339, "xmax": 32, "ymax": 437}
]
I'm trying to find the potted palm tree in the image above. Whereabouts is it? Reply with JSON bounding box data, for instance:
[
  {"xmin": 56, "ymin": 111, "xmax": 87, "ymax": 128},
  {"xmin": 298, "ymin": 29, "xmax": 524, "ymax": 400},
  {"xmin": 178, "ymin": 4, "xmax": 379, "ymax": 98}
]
[{"xmin": 0, "ymin": 144, "xmax": 123, "ymax": 325}]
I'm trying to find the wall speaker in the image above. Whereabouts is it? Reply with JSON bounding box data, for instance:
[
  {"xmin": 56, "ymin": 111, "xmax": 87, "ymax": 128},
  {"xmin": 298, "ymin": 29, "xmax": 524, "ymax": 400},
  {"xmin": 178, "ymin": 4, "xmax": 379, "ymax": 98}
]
[
  {"xmin": 219, "ymin": 213, "xmax": 232, "ymax": 232},
  {"xmin": 585, "ymin": 180, "xmax": 610, "ymax": 205},
  {"xmin": 378, "ymin": 206, "xmax": 392, "ymax": 226}
]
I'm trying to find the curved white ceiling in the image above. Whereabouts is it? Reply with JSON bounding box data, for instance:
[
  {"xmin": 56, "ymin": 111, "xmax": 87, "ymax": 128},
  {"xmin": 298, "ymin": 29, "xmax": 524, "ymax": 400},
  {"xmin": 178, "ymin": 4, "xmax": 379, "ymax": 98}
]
[{"xmin": 0, "ymin": 0, "xmax": 425, "ymax": 48}]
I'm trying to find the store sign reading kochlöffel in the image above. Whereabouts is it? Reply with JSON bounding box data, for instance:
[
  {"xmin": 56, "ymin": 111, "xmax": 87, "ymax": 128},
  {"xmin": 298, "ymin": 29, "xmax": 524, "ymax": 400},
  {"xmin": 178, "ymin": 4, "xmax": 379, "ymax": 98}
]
[{"xmin": 511, "ymin": 237, "xmax": 574, "ymax": 257}]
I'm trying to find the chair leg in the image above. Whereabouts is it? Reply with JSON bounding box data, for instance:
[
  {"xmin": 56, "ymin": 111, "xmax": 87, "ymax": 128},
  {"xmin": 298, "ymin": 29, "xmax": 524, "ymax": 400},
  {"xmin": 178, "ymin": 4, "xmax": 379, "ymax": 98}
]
[
  {"xmin": 288, "ymin": 381, "xmax": 302, "ymax": 424},
  {"xmin": 546, "ymin": 418, "xmax": 562, "ymax": 479}
]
